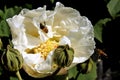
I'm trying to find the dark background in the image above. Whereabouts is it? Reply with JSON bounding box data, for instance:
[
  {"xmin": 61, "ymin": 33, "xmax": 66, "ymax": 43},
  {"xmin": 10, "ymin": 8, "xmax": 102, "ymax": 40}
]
[
  {"xmin": 0, "ymin": 0, "xmax": 110, "ymax": 24},
  {"xmin": 0, "ymin": 0, "xmax": 120, "ymax": 80}
]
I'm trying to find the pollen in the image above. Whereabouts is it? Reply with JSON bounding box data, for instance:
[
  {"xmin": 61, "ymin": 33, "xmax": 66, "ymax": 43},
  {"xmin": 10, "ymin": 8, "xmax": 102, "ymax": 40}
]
[{"xmin": 25, "ymin": 39, "xmax": 59, "ymax": 59}]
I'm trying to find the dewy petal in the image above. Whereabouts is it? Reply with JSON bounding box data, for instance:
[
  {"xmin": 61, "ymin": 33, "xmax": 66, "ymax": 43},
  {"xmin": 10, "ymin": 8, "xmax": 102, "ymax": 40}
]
[
  {"xmin": 53, "ymin": 2, "xmax": 95, "ymax": 64},
  {"xmin": 68, "ymin": 17, "xmax": 95, "ymax": 63},
  {"xmin": 6, "ymin": 2, "xmax": 95, "ymax": 78}
]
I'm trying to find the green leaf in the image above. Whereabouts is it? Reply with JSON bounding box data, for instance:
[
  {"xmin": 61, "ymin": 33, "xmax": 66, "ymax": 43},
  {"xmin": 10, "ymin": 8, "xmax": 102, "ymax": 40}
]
[
  {"xmin": 107, "ymin": 0, "xmax": 120, "ymax": 18},
  {"xmin": 0, "ymin": 6, "xmax": 21, "ymax": 37},
  {"xmin": 94, "ymin": 18, "xmax": 111, "ymax": 43},
  {"xmin": 23, "ymin": 4, "xmax": 32, "ymax": 9},
  {"xmin": 53, "ymin": 75, "xmax": 68, "ymax": 80},
  {"xmin": 68, "ymin": 65, "xmax": 79, "ymax": 79},
  {"xmin": 2, "ymin": 6, "xmax": 22, "ymax": 20},
  {"xmin": 10, "ymin": 76, "xmax": 18, "ymax": 80},
  {"xmin": 13, "ymin": 6, "xmax": 22, "ymax": 15},
  {"xmin": 3, "ymin": 8, "xmax": 15, "ymax": 19},
  {"xmin": 68, "ymin": 60, "xmax": 97, "ymax": 80},
  {"xmin": 50, "ymin": 0, "xmax": 55, "ymax": 3},
  {"xmin": 76, "ymin": 61, "xmax": 97, "ymax": 80},
  {"xmin": 0, "ymin": 20, "xmax": 11, "ymax": 37},
  {"xmin": 0, "ymin": 38, "xmax": 2, "ymax": 49},
  {"xmin": 0, "ymin": 10, "xmax": 4, "ymax": 19}
]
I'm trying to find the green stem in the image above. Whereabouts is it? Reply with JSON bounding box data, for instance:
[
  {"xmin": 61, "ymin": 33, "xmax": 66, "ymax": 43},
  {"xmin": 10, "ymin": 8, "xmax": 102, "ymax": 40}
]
[{"xmin": 16, "ymin": 71, "xmax": 22, "ymax": 80}]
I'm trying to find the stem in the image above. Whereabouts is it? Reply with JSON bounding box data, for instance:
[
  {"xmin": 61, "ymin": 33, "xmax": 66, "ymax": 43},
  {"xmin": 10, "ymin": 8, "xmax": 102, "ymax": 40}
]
[
  {"xmin": 16, "ymin": 71, "xmax": 22, "ymax": 80},
  {"xmin": 97, "ymin": 59, "xmax": 103, "ymax": 80}
]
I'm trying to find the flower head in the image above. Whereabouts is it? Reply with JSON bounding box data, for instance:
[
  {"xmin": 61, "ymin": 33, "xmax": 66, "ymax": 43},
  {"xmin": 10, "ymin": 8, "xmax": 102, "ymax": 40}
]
[{"xmin": 6, "ymin": 2, "xmax": 95, "ymax": 78}]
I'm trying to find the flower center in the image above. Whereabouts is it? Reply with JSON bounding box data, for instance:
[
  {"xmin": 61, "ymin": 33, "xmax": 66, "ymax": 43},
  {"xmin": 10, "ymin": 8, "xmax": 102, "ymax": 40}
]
[{"xmin": 25, "ymin": 39, "xmax": 59, "ymax": 59}]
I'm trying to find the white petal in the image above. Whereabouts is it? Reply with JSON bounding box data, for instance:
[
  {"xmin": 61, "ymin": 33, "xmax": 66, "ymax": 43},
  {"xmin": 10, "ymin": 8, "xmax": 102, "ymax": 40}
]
[
  {"xmin": 53, "ymin": 3, "xmax": 95, "ymax": 63},
  {"xmin": 23, "ymin": 53, "xmax": 44, "ymax": 66},
  {"xmin": 6, "ymin": 15, "xmax": 28, "ymax": 47},
  {"xmin": 22, "ymin": 51, "xmax": 56, "ymax": 78},
  {"xmin": 20, "ymin": 6, "xmax": 46, "ymax": 19},
  {"xmin": 59, "ymin": 36, "xmax": 71, "ymax": 46},
  {"xmin": 67, "ymin": 17, "xmax": 95, "ymax": 63}
]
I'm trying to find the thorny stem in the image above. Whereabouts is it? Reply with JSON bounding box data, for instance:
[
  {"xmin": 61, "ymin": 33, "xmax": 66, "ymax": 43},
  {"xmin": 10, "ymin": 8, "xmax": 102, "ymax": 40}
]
[{"xmin": 16, "ymin": 71, "xmax": 22, "ymax": 80}]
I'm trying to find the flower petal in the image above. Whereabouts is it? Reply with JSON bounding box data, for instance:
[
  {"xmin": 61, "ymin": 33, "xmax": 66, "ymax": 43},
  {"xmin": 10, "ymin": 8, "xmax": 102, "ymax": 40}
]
[
  {"xmin": 67, "ymin": 17, "xmax": 95, "ymax": 63},
  {"xmin": 6, "ymin": 2, "xmax": 95, "ymax": 78},
  {"xmin": 6, "ymin": 15, "xmax": 28, "ymax": 47},
  {"xmin": 53, "ymin": 2, "xmax": 95, "ymax": 63}
]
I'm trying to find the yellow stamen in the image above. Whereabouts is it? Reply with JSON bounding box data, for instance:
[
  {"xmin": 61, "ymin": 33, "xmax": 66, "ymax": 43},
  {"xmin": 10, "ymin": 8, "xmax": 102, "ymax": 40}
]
[{"xmin": 25, "ymin": 39, "xmax": 58, "ymax": 59}]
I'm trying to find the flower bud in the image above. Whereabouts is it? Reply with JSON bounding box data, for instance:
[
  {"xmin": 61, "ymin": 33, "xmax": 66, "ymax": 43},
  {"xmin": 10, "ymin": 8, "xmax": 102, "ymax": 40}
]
[
  {"xmin": 1, "ymin": 45, "xmax": 23, "ymax": 72},
  {"xmin": 53, "ymin": 44, "xmax": 74, "ymax": 68}
]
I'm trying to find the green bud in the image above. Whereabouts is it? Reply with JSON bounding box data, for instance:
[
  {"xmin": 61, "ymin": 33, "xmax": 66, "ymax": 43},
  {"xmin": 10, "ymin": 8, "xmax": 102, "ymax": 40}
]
[
  {"xmin": 53, "ymin": 44, "xmax": 74, "ymax": 68},
  {"xmin": 1, "ymin": 45, "xmax": 23, "ymax": 72}
]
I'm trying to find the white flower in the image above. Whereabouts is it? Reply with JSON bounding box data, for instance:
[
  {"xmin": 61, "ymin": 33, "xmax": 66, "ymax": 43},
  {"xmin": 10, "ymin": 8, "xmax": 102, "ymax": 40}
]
[{"xmin": 6, "ymin": 2, "xmax": 95, "ymax": 78}]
